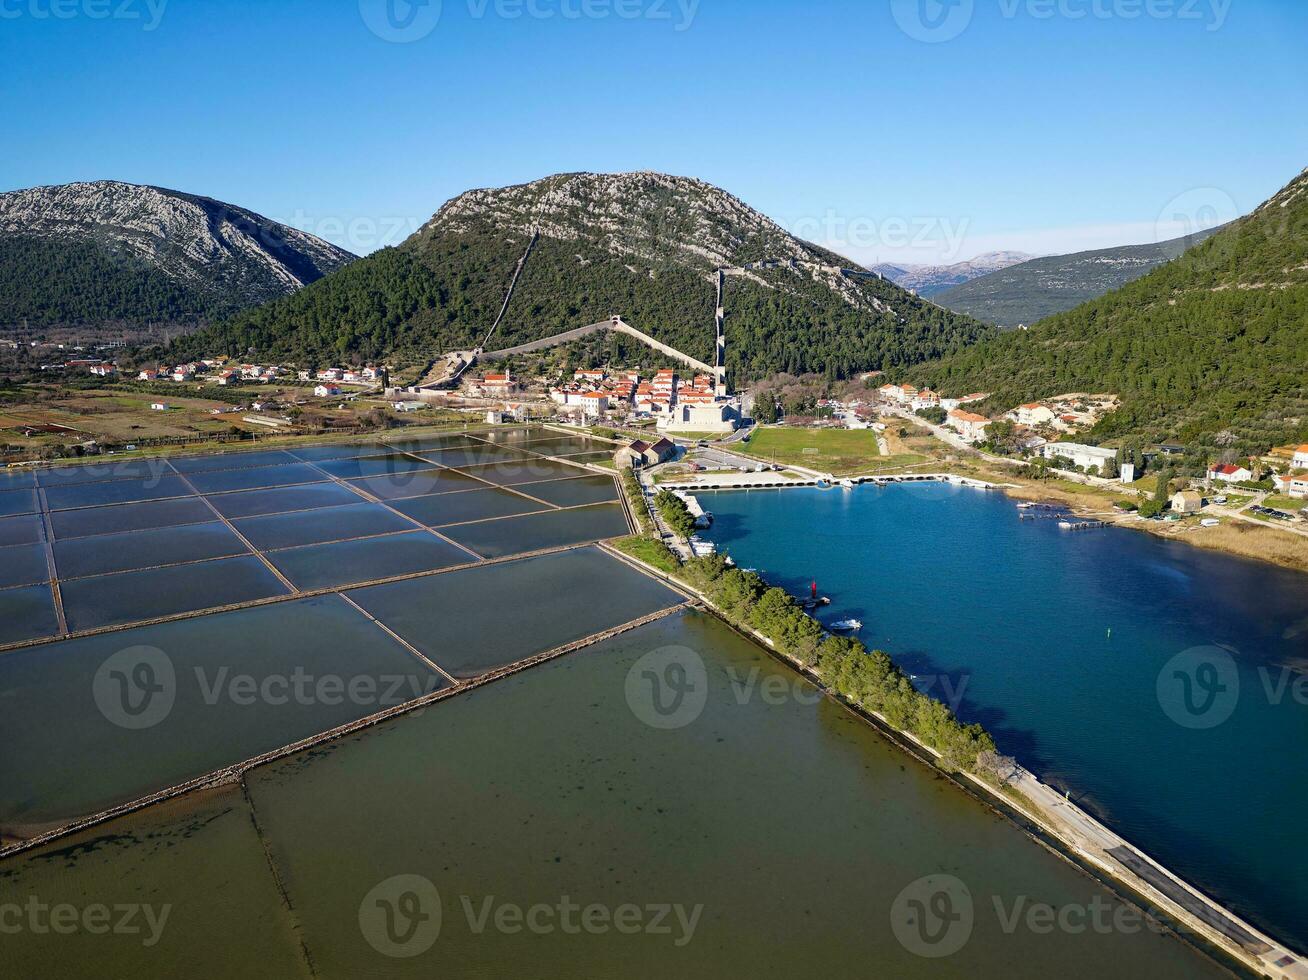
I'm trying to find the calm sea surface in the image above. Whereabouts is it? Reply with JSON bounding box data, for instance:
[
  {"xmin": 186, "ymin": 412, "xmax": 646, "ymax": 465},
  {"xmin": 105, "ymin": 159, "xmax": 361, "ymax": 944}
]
[{"xmin": 702, "ymin": 482, "xmax": 1308, "ymax": 951}]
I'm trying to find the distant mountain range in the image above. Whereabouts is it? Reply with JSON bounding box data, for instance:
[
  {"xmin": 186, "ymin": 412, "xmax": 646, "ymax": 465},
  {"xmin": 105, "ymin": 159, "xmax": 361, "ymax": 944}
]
[
  {"xmin": 178, "ymin": 171, "xmax": 993, "ymax": 381},
  {"xmin": 932, "ymin": 229, "xmax": 1223, "ymax": 327},
  {"xmin": 906, "ymin": 166, "xmax": 1308, "ymax": 451},
  {"xmin": 0, "ymin": 181, "xmax": 355, "ymax": 336},
  {"xmin": 870, "ymin": 251, "xmax": 1033, "ymax": 297}
]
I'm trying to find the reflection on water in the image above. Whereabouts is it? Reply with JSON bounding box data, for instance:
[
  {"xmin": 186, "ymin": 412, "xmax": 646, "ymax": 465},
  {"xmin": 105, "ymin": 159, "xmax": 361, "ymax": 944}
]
[{"xmin": 704, "ymin": 483, "xmax": 1308, "ymax": 950}]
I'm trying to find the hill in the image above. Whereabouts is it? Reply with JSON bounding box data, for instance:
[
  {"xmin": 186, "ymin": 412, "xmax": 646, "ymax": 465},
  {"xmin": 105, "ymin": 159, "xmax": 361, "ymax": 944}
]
[
  {"xmin": 933, "ymin": 228, "xmax": 1222, "ymax": 327},
  {"xmin": 180, "ymin": 172, "xmax": 994, "ymax": 381},
  {"xmin": 905, "ymin": 167, "xmax": 1308, "ymax": 452},
  {"xmin": 870, "ymin": 251, "xmax": 1033, "ymax": 298},
  {"xmin": 0, "ymin": 181, "xmax": 355, "ymax": 336}
]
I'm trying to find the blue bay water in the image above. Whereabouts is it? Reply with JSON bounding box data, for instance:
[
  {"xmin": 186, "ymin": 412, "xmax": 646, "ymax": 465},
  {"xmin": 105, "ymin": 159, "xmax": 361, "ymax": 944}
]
[{"xmin": 702, "ymin": 482, "xmax": 1308, "ymax": 951}]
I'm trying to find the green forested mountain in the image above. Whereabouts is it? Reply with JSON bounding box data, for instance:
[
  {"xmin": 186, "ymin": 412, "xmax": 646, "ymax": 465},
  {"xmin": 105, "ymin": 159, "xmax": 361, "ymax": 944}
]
[
  {"xmin": 0, "ymin": 181, "xmax": 355, "ymax": 334},
  {"xmin": 932, "ymin": 227, "xmax": 1222, "ymax": 327},
  {"xmin": 906, "ymin": 167, "xmax": 1308, "ymax": 451},
  {"xmin": 0, "ymin": 235, "xmax": 216, "ymax": 327},
  {"xmin": 178, "ymin": 172, "xmax": 992, "ymax": 382}
]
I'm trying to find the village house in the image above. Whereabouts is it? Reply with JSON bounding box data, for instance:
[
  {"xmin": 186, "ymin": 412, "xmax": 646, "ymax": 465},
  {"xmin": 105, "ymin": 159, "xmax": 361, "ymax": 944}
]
[
  {"xmin": 578, "ymin": 391, "xmax": 609, "ymax": 416},
  {"xmin": 1042, "ymin": 442, "xmax": 1117, "ymax": 474},
  {"xmin": 314, "ymin": 384, "xmax": 342, "ymax": 398},
  {"xmin": 911, "ymin": 389, "xmax": 941, "ymax": 411},
  {"xmin": 1294, "ymin": 445, "xmax": 1308, "ymax": 469},
  {"xmin": 1172, "ymin": 490, "xmax": 1205, "ymax": 515},
  {"xmin": 1209, "ymin": 463, "xmax": 1252, "ymax": 484},
  {"xmin": 1273, "ymin": 474, "xmax": 1308, "ymax": 499},
  {"xmin": 1014, "ymin": 402, "xmax": 1057, "ymax": 427},
  {"xmin": 618, "ymin": 437, "xmax": 677, "ymax": 468},
  {"xmin": 946, "ymin": 408, "xmax": 991, "ymax": 443}
]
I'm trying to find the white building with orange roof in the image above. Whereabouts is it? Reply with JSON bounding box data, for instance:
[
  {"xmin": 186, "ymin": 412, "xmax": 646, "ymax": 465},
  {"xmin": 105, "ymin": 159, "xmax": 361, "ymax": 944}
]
[
  {"xmin": 578, "ymin": 391, "xmax": 609, "ymax": 416},
  {"xmin": 1274, "ymin": 474, "xmax": 1308, "ymax": 499},
  {"xmin": 1294, "ymin": 444, "xmax": 1308, "ymax": 469},
  {"xmin": 911, "ymin": 389, "xmax": 941, "ymax": 411},
  {"xmin": 1015, "ymin": 402, "xmax": 1057, "ymax": 426},
  {"xmin": 946, "ymin": 408, "xmax": 991, "ymax": 443}
]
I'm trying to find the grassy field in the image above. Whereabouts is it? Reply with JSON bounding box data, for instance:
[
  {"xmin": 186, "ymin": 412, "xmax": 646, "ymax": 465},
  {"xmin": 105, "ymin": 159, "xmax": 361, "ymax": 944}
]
[
  {"xmin": 1265, "ymin": 494, "xmax": 1307, "ymax": 512},
  {"xmin": 741, "ymin": 426, "xmax": 881, "ymax": 475}
]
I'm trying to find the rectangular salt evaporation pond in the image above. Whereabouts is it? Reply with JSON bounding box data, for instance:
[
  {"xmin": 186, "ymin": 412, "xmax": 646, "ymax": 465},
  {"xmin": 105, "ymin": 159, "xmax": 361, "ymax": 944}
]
[
  {"xmin": 314, "ymin": 453, "xmax": 438, "ymax": 481},
  {"xmin": 34, "ymin": 458, "xmax": 172, "ymax": 487},
  {"xmin": 53, "ymin": 522, "xmax": 248, "ymax": 579},
  {"xmin": 0, "ymin": 542, "xmax": 49, "ymax": 588},
  {"xmin": 168, "ymin": 449, "xmax": 302, "ymax": 473},
  {"xmin": 0, "ymin": 513, "xmax": 45, "ymax": 547},
  {"xmin": 286, "ymin": 440, "xmax": 391, "ymax": 461},
  {"xmin": 242, "ymin": 609, "xmax": 1223, "ymax": 980},
  {"xmin": 43, "ymin": 474, "xmax": 194, "ymax": 511},
  {"xmin": 388, "ymin": 486, "xmax": 549, "ymax": 527},
  {"xmin": 512, "ymin": 436, "xmax": 610, "ymax": 456},
  {"xmin": 519, "ymin": 474, "xmax": 619, "ymax": 508},
  {"xmin": 410, "ymin": 445, "xmax": 535, "ymax": 468},
  {"xmin": 465, "ymin": 425, "xmax": 547, "ymax": 445},
  {"xmin": 382, "ymin": 434, "xmax": 493, "ymax": 454},
  {"xmin": 0, "ymin": 468, "xmax": 36, "ymax": 491},
  {"xmin": 439, "ymin": 502, "xmax": 629, "ymax": 558},
  {"xmin": 0, "ymin": 584, "xmax": 60, "ymax": 645},
  {"xmin": 456, "ymin": 457, "xmax": 598, "ymax": 487},
  {"xmin": 206, "ymin": 482, "xmax": 362, "ymax": 519},
  {"xmin": 0, "ymin": 488, "xmax": 39, "ymax": 517},
  {"xmin": 234, "ymin": 502, "xmax": 414, "ymax": 552},
  {"xmin": 267, "ymin": 531, "xmax": 472, "ymax": 591},
  {"xmin": 0, "ymin": 594, "xmax": 444, "ymax": 837},
  {"xmin": 346, "ymin": 545, "xmax": 682, "ymax": 678},
  {"xmin": 346, "ymin": 467, "xmax": 489, "ymax": 501},
  {"xmin": 183, "ymin": 462, "xmax": 323, "ymax": 495},
  {"xmin": 0, "ymin": 785, "xmax": 310, "ymax": 979},
  {"xmin": 60, "ymin": 555, "xmax": 290, "ymax": 632},
  {"xmin": 48, "ymin": 496, "xmax": 214, "ymax": 540}
]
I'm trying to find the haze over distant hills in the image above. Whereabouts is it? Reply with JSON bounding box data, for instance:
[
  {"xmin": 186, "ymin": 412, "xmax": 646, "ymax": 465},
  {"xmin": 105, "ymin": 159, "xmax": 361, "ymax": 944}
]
[
  {"xmin": 0, "ymin": 181, "xmax": 355, "ymax": 337},
  {"xmin": 181, "ymin": 171, "xmax": 993, "ymax": 381},
  {"xmin": 870, "ymin": 251, "xmax": 1033, "ymax": 298},
  {"xmin": 932, "ymin": 228, "xmax": 1224, "ymax": 327},
  {"xmin": 906, "ymin": 166, "xmax": 1308, "ymax": 451}
]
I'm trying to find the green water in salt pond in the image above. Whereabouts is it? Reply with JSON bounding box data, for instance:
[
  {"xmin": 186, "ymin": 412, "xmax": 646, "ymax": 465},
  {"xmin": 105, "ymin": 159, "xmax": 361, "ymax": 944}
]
[
  {"xmin": 1, "ymin": 610, "xmax": 1224, "ymax": 978},
  {"xmin": 0, "ymin": 594, "xmax": 440, "ymax": 835},
  {"xmin": 439, "ymin": 501, "xmax": 630, "ymax": 557}
]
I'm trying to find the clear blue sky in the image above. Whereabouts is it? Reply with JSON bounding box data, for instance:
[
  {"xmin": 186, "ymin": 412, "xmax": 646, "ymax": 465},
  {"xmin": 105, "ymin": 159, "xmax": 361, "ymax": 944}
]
[{"xmin": 3, "ymin": 0, "xmax": 1305, "ymax": 264}]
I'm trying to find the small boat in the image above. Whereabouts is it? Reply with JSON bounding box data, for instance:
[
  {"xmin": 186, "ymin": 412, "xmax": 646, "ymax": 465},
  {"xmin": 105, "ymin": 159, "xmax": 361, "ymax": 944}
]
[
  {"xmin": 1016, "ymin": 502, "xmax": 1036, "ymax": 510},
  {"xmin": 816, "ymin": 480, "xmax": 832, "ymax": 490},
  {"xmin": 838, "ymin": 479, "xmax": 855, "ymax": 489},
  {"xmin": 831, "ymin": 618, "xmax": 862, "ymax": 632},
  {"xmin": 1201, "ymin": 518, "xmax": 1220, "ymax": 527}
]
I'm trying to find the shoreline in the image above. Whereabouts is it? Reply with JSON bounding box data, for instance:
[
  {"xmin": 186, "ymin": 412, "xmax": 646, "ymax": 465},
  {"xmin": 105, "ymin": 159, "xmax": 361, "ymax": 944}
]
[
  {"xmin": 657, "ymin": 469, "xmax": 1308, "ymax": 576},
  {"xmin": 600, "ymin": 539, "xmax": 1306, "ymax": 979}
]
